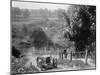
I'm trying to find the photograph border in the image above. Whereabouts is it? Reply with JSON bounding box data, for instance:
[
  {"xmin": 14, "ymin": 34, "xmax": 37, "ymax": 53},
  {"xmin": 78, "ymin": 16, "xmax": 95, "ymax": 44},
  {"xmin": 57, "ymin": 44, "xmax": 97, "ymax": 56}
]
[{"xmin": 10, "ymin": 0, "xmax": 96, "ymax": 74}]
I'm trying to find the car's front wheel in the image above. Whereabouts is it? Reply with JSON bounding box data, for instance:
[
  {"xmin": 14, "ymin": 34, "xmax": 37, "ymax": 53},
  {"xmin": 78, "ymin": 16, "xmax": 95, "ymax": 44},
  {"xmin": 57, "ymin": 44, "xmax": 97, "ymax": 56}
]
[
  {"xmin": 41, "ymin": 67, "xmax": 46, "ymax": 71},
  {"xmin": 53, "ymin": 59, "xmax": 57, "ymax": 68}
]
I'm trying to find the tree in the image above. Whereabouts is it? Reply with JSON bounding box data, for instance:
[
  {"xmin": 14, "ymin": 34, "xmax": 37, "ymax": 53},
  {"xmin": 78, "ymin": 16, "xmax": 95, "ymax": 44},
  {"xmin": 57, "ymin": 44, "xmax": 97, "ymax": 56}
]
[
  {"xmin": 21, "ymin": 24, "xmax": 29, "ymax": 37},
  {"xmin": 63, "ymin": 5, "xmax": 96, "ymax": 63},
  {"xmin": 12, "ymin": 25, "xmax": 21, "ymax": 39},
  {"xmin": 12, "ymin": 7, "xmax": 22, "ymax": 21},
  {"xmin": 30, "ymin": 27, "xmax": 50, "ymax": 49},
  {"xmin": 22, "ymin": 9, "xmax": 30, "ymax": 18}
]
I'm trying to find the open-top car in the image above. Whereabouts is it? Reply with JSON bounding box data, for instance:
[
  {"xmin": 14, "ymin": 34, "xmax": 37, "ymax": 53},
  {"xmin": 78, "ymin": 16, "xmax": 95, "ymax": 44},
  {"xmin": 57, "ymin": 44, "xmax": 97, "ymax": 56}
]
[{"xmin": 36, "ymin": 55, "xmax": 57, "ymax": 71}]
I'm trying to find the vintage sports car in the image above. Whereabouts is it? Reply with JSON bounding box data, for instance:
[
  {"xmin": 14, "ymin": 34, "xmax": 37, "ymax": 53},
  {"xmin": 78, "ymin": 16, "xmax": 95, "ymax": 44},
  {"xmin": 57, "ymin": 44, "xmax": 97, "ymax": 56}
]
[{"xmin": 36, "ymin": 55, "xmax": 57, "ymax": 71}]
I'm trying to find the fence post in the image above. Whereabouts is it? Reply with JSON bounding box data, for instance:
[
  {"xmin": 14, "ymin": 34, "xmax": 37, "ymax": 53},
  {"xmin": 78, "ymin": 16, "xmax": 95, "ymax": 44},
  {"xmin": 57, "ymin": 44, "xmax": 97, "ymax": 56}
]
[
  {"xmin": 65, "ymin": 52, "xmax": 67, "ymax": 58},
  {"xmin": 59, "ymin": 51, "xmax": 61, "ymax": 59},
  {"xmin": 70, "ymin": 51, "xmax": 72, "ymax": 61},
  {"xmin": 61, "ymin": 52, "xmax": 63, "ymax": 60},
  {"xmin": 85, "ymin": 49, "xmax": 88, "ymax": 65}
]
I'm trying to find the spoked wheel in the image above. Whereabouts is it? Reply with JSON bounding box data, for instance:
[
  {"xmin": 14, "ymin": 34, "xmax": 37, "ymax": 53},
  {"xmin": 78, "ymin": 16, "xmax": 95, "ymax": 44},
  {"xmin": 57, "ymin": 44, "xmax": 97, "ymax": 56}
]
[
  {"xmin": 41, "ymin": 67, "xmax": 46, "ymax": 71},
  {"xmin": 53, "ymin": 59, "xmax": 57, "ymax": 68}
]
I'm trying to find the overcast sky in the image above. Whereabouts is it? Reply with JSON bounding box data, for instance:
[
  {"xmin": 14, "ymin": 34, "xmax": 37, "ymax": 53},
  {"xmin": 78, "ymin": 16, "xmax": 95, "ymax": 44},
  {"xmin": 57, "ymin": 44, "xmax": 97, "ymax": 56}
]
[{"xmin": 12, "ymin": 1, "xmax": 70, "ymax": 11}]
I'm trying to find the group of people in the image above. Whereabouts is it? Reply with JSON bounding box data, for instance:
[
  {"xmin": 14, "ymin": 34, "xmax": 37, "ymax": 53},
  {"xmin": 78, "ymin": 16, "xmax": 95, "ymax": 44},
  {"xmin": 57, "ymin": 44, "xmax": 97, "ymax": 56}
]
[{"xmin": 59, "ymin": 49, "xmax": 68, "ymax": 59}]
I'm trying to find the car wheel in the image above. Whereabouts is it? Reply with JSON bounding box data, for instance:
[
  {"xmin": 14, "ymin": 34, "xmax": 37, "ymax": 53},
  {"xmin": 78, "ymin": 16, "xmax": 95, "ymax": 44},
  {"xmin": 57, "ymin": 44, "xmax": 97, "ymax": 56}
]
[
  {"xmin": 54, "ymin": 59, "xmax": 57, "ymax": 68},
  {"xmin": 41, "ymin": 68, "xmax": 46, "ymax": 71}
]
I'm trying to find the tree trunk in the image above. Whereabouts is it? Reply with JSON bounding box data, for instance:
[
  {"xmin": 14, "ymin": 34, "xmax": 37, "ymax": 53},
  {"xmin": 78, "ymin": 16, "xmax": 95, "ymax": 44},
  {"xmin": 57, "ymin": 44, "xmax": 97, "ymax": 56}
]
[
  {"xmin": 59, "ymin": 52, "xmax": 61, "ymax": 59},
  {"xmin": 70, "ymin": 51, "xmax": 72, "ymax": 61},
  {"xmin": 65, "ymin": 53, "xmax": 67, "ymax": 58},
  {"xmin": 61, "ymin": 52, "xmax": 63, "ymax": 60},
  {"xmin": 85, "ymin": 49, "xmax": 88, "ymax": 65}
]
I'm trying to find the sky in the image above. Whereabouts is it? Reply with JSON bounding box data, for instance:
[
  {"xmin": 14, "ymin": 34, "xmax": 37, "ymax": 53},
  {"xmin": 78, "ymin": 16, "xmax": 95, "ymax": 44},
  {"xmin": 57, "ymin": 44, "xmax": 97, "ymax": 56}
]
[{"xmin": 12, "ymin": 1, "xmax": 70, "ymax": 11}]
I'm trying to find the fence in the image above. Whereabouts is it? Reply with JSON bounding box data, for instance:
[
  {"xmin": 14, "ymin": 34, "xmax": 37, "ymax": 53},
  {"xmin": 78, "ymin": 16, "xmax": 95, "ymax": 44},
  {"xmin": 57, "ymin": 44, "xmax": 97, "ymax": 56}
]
[{"xmin": 58, "ymin": 50, "xmax": 94, "ymax": 65}]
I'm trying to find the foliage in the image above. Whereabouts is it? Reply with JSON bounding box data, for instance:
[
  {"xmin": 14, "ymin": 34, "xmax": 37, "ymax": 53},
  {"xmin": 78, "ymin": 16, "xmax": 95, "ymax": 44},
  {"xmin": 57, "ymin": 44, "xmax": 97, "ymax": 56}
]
[
  {"xmin": 64, "ymin": 5, "xmax": 96, "ymax": 52},
  {"xmin": 22, "ymin": 9, "xmax": 30, "ymax": 18},
  {"xmin": 11, "ymin": 56, "xmax": 39, "ymax": 74},
  {"xmin": 12, "ymin": 7, "xmax": 30, "ymax": 21},
  {"xmin": 30, "ymin": 27, "xmax": 51, "ymax": 49}
]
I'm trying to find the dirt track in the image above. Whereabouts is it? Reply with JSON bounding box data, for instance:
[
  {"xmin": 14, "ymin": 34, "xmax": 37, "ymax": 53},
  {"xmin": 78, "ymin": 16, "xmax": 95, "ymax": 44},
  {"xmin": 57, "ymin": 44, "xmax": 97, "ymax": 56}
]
[{"xmin": 24, "ymin": 48, "xmax": 95, "ymax": 72}]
